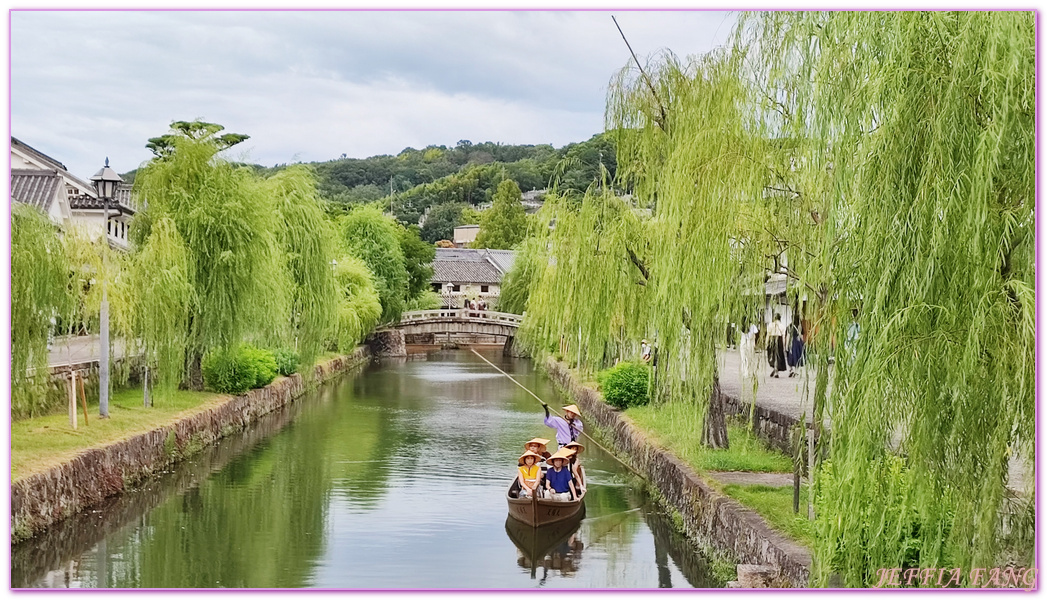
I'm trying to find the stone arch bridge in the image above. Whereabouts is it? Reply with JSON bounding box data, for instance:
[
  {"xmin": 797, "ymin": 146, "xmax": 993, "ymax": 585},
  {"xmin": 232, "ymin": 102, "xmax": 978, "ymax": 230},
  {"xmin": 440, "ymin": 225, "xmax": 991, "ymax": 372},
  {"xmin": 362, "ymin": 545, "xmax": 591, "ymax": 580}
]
[{"xmin": 370, "ymin": 309, "xmax": 526, "ymax": 356}]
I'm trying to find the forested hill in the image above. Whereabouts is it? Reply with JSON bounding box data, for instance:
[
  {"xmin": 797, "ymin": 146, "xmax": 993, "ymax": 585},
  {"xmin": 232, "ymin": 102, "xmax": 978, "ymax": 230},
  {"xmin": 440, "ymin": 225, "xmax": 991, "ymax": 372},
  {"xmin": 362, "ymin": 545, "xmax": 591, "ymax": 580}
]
[
  {"xmin": 121, "ymin": 132, "xmax": 616, "ymax": 242},
  {"xmin": 311, "ymin": 133, "xmax": 616, "ymax": 230}
]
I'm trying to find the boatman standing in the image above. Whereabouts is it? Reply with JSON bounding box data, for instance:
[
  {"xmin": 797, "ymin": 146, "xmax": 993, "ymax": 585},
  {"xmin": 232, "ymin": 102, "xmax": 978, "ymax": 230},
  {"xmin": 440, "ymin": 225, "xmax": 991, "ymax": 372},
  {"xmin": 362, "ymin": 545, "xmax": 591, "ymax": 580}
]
[{"xmin": 542, "ymin": 402, "xmax": 583, "ymax": 449}]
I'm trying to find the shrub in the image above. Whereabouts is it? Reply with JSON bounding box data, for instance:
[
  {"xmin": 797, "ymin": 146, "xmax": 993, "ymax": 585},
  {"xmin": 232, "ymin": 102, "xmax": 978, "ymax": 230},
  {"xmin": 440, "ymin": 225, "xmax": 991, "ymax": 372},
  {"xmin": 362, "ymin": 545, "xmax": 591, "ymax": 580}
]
[
  {"xmin": 241, "ymin": 344, "xmax": 278, "ymax": 388},
  {"xmin": 202, "ymin": 348, "xmax": 256, "ymax": 395},
  {"xmin": 272, "ymin": 347, "xmax": 300, "ymax": 376},
  {"xmin": 598, "ymin": 362, "xmax": 651, "ymax": 409}
]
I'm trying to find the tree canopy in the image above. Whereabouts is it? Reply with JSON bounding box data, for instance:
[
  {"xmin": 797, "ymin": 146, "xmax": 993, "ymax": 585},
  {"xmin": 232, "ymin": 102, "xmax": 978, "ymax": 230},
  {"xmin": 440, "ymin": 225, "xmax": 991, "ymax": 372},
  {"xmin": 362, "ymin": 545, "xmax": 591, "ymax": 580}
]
[{"xmin": 472, "ymin": 179, "xmax": 529, "ymax": 250}]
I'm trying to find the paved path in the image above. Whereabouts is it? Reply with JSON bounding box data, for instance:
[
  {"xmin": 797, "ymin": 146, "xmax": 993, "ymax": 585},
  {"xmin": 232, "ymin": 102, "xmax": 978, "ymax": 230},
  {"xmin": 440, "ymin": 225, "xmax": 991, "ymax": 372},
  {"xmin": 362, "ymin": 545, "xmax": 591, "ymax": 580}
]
[
  {"xmin": 716, "ymin": 348, "xmax": 831, "ymax": 427},
  {"xmin": 715, "ymin": 348, "xmax": 1030, "ymax": 495},
  {"xmin": 707, "ymin": 471, "xmax": 796, "ymax": 488},
  {"xmin": 48, "ymin": 335, "xmax": 131, "ymax": 368}
]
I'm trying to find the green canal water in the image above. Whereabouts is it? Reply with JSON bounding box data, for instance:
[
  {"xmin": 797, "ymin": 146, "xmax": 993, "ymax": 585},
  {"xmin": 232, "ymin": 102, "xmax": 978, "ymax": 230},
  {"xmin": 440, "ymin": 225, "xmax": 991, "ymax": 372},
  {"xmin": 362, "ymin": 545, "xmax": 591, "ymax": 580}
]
[{"xmin": 12, "ymin": 349, "xmax": 726, "ymax": 588}]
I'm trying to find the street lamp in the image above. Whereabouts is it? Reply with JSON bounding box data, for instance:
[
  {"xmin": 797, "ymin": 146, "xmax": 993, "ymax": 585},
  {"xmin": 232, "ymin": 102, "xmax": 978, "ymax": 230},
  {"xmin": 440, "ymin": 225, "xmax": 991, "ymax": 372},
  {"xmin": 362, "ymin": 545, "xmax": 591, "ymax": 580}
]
[{"xmin": 90, "ymin": 158, "xmax": 124, "ymax": 419}]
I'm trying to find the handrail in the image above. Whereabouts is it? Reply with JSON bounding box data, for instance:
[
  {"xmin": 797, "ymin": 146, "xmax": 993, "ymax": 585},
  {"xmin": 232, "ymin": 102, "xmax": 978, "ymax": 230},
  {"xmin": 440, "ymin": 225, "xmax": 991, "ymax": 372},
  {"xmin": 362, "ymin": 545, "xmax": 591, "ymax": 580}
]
[{"xmin": 399, "ymin": 308, "xmax": 523, "ymax": 325}]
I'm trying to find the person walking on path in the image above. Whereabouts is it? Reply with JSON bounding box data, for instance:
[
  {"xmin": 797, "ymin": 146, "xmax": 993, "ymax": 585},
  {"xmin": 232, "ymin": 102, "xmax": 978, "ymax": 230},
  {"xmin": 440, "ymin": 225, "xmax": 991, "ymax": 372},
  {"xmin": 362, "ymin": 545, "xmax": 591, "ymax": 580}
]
[
  {"xmin": 767, "ymin": 313, "xmax": 788, "ymax": 378},
  {"xmin": 786, "ymin": 313, "xmax": 805, "ymax": 377},
  {"xmin": 739, "ymin": 316, "xmax": 759, "ymax": 380},
  {"xmin": 543, "ymin": 403, "xmax": 584, "ymax": 449}
]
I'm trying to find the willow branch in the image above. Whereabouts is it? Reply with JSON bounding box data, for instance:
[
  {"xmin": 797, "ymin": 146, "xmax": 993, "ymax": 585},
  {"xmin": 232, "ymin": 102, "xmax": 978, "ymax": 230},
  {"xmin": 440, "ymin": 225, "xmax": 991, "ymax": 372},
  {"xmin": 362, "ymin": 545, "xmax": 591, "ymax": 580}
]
[{"xmin": 612, "ymin": 15, "xmax": 668, "ymax": 131}]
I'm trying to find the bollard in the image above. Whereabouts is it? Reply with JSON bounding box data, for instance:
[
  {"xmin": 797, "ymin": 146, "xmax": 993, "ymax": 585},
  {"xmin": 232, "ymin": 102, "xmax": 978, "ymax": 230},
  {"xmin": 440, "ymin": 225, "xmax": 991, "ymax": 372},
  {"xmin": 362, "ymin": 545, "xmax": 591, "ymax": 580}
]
[{"xmin": 68, "ymin": 371, "xmax": 77, "ymax": 430}]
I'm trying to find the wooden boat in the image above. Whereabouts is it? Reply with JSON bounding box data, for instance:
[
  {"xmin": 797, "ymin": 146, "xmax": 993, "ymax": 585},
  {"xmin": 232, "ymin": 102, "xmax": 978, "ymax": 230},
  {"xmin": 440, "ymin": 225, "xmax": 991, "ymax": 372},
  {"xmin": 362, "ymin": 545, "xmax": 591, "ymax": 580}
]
[{"xmin": 506, "ymin": 478, "xmax": 586, "ymax": 527}]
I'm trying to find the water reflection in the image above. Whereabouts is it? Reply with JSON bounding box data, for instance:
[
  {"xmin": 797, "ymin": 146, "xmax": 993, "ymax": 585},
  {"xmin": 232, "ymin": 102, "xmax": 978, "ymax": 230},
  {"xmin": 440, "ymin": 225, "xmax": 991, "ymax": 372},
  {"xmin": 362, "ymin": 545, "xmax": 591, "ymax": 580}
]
[{"xmin": 13, "ymin": 349, "xmax": 727, "ymax": 588}]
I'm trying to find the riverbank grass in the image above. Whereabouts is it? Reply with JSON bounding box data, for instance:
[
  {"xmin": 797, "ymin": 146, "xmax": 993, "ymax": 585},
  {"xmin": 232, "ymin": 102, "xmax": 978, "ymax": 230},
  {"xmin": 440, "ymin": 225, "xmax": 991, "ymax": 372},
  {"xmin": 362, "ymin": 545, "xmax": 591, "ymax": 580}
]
[
  {"xmin": 721, "ymin": 484, "xmax": 815, "ymax": 547},
  {"xmin": 12, "ymin": 386, "xmax": 229, "ymax": 481},
  {"xmin": 625, "ymin": 403, "xmax": 793, "ymax": 473}
]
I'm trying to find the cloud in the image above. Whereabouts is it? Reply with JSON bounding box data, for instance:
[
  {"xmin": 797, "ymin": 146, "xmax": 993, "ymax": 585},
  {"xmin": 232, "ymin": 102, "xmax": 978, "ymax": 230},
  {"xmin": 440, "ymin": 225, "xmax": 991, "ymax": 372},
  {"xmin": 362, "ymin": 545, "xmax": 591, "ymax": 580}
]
[{"xmin": 11, "ymin": 10, "xmax": 736, "ymax": 178}]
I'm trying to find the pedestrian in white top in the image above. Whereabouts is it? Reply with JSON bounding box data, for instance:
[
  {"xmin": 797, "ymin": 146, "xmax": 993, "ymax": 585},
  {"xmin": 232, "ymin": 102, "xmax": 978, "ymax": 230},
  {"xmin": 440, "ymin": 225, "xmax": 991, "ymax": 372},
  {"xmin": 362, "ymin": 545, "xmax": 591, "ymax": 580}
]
[{"xmin": 739, "ymin": 317, "xmax": 760, "ymax": 380}]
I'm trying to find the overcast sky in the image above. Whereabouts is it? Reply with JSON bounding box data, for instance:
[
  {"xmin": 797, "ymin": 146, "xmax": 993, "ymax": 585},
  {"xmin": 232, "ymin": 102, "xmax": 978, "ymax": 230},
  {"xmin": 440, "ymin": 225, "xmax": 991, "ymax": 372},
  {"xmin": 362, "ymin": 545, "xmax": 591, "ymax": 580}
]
[{"xmin": 11, "ymin": 10, "xmax": 736, "ymax": 179}]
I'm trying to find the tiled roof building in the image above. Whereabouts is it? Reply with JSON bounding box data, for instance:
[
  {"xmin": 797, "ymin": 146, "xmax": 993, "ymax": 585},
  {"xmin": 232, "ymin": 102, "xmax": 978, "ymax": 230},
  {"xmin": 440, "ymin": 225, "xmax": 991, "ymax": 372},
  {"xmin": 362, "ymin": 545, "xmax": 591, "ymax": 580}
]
[{"xmin": 11, "ymin": 168, "xmax": 64, "ymax": 213}]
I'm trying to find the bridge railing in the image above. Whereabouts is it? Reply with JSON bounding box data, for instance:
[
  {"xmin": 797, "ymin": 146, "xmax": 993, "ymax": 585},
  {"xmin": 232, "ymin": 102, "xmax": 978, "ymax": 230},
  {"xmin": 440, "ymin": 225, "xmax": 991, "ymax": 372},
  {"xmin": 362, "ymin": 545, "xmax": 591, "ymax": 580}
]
[{"xmin": 399, "ymin": 309, "xmax": 523, "ymax": 326}]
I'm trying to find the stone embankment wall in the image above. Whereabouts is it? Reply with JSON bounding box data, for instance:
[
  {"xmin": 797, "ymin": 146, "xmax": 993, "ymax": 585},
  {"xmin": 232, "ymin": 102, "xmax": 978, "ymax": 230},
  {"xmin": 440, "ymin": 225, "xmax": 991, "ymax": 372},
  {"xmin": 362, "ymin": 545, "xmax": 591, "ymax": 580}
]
[
  {"xmin": 12, "ymin": 348, "xmax": 371, "ymax": 544},
  {"xmin": 544, "ymin": 358, "xmax": 812, "ymax": 587}
]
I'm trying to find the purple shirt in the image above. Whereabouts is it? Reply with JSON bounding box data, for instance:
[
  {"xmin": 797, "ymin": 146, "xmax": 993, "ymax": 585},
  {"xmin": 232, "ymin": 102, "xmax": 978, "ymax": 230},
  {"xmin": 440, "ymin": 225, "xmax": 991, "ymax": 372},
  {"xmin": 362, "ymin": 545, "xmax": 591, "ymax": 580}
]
[{"xmin": 544, "ymin": 414, "xmax": 583, "ymax": 445}]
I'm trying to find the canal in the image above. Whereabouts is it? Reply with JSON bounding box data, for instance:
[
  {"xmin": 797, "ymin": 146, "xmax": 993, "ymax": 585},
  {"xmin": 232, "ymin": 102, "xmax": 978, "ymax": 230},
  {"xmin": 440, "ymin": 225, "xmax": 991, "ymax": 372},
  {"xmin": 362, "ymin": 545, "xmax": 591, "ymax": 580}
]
[{"xmin": 13, "ymin": 349, "xmax": 725, "ymax": 588}]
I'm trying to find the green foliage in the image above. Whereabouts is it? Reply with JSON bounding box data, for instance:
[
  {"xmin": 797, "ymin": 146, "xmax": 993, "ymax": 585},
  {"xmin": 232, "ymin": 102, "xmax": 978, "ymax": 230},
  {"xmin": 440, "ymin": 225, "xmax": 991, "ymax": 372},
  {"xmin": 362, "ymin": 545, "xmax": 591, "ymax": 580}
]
[
  {"xmin": 722, "ymin": 484, "xmax": 814, "ymax": 548},
  {"xmin": 333, "ymin": 254, "xmax": 383, "ymax": 349},
  {"xmin": 272, "ymin": 347, "xmax": 300, "ymax": 376},
  {"xmin": 404, "ymin": 290, "xmax": 443, "ymax": 312},
  {"xmin": 397, "ymin": 224, "xmax": 435, "ymax": 299},
  {"xmin": 472, "ymin": 179, "xmax": 528, "ymax": 249},
  {"xmin": 515, "ymin": 189, "xmax": 649, "ymax": 372},
  {"xmin": 497, "ymin": 236, "xmax": 545, "ymax": 315},
  {"xmin": 11, "ymin": 205, "xmax": 70, "ymax": 417},
  {"xmin": 146, "ymin": 120, "xmax": 249, "ymax": 158},
  {"xmin": 202, "ymin": 344, "xmax": 277, "ymax": 393},
  {"xmin": 598, "ymin": 362, "xmax": 650, "ymax": 409},
  {"xmin": 201, "ymin": 347, "xmax": 257, "ymax": 395},
  {"xmin": 265, "ymin": 166, "xmax": 339, "ymax": 366},
  {"xmin": 420, "ymin": 202, "xmax": 468, "ymax": 243},
  {"xmin": 241, "ymin": 344, "xmax": 278, "ymax": 388},
  {"xmin": 734, "ymin": 11, "xmax": 1035, "ymax": 582},
  {"xmin": 131, "ymin": 216, "xmax": 193, "ymax": 401},
  {"xmin": 134, "ymin": 126, "xmax": 287, "ymax": 361},
  {"xmin": 813, "ymin": 458, "xmax": 949, "ymax": 583},
  {"xmin": 338, "ymin": 205, "xmax": 409, "ymax": 323}
]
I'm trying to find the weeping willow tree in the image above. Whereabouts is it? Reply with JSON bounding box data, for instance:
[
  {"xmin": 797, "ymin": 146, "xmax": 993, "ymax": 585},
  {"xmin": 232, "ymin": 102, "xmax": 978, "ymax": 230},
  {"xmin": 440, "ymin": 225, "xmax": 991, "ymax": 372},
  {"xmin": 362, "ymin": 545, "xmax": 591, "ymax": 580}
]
[
  {"xmin": 497, "ymin": 236, "xmax": 548, "ymax": 315},
  {"xmin": 516, "ymin": 183, "xmax": 649, "ymax": 372},
  {"xmin": 131, "ymin": 217, "xmax": 193, "ymax": 400},
  {"xmin": 11, "ymin": 205, "xmax": 71, "ymax": 417},
  {"xmin": 606, "ymin": 50, "xmax": 773, "ymax": 447},
  {"xmin": 734, "ymin": 11, "xmax": 1035, "ymax": 584},
  {"xmin": 264, "ymin": 166, "xmax": 339, "ymax": 367},
  {"xmin": 337, "ymin": 204, "xmax": 409, "ymax": 324},
  {"xmin": 133, "ymin": 123, "xmax": 289, "ymax": 388},
  {"xmin": 332, "ymin": 255, "xmax": 382, "ymax": 349}
]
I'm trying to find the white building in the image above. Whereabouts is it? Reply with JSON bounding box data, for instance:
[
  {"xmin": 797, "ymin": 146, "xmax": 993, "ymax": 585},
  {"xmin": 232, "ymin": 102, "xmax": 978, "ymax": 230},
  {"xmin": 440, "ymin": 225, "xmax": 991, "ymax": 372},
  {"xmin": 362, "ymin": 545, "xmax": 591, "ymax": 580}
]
[
  {"xmin": 453, "ymin": 224, "xmax": 479, "ymax": 248},
  {"xmin": 10, "ymin": 137, "xmax": 136, "ymax": 250}
]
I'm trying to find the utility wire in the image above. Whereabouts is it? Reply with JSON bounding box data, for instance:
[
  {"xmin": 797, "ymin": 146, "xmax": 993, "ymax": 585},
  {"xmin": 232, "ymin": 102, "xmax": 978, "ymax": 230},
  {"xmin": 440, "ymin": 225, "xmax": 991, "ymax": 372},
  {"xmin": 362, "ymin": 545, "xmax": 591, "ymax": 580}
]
[{"xmin": 469, "ymin": 349, "xmax": 646, "ymax": 480}]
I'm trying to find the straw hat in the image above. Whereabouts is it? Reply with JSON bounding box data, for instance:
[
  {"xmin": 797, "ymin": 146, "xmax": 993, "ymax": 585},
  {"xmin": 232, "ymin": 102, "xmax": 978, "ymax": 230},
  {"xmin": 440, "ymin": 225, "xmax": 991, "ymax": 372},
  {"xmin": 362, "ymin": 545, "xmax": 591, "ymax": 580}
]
[
  {"xmin": 518, "ymin": 450, "xmax": 542, "ymax": 466},
  {"xmin": 547, "ymin": 449, "xmax": 572, "ymax": 466},
  {"xmin": 564, "ymin": 441, "xmax": 585, "ymax": 454},
  {"xmin": 524, "ymin": 438, "xmax": 550, "ymax": 452},
  {"xmin": 562, "ymin": 405, "xmax": 581, "ymax": 418}
]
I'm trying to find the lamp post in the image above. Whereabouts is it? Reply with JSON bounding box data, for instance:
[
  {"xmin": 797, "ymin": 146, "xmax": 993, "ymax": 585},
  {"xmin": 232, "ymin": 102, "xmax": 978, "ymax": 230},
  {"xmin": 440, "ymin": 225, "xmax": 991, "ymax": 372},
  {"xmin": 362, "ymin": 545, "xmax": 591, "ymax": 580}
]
[{"xmin": 90, "ymin": 158, "xmax": 123, "ymax": 419}]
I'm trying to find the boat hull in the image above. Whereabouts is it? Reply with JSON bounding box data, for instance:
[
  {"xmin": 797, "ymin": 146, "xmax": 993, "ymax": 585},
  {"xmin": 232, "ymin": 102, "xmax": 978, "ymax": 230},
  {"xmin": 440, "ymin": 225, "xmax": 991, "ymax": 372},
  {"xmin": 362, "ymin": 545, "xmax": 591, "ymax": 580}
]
[{"xmin": 506, "ymin": 479, "xmax": 585, "ymax": 527}]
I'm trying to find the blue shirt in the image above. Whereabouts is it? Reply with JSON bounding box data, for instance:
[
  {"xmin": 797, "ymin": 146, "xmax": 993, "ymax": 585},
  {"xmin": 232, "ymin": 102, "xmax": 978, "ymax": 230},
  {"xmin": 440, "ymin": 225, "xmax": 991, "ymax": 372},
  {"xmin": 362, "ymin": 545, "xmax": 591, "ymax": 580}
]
[{"xmin": 545, "ymin": 466, "xmax": 573, "ymax": 493}]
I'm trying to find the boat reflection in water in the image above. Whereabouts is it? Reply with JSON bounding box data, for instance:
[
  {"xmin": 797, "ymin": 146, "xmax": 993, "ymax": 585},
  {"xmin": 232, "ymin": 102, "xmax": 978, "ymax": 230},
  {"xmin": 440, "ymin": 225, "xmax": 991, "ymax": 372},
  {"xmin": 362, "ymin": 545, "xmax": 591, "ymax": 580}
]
[{"xmin": 504, "ymin": 508, "xmax": 585, "ymax": 580}]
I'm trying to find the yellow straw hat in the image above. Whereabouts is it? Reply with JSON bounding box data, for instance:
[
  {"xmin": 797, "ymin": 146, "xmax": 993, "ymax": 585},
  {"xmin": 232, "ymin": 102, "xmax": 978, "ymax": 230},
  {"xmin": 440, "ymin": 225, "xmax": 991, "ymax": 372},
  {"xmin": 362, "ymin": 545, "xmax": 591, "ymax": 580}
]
[
  {"xmin": 562, "ymin": 405, "xmax": 581, "ymax": 418},
  {"xmin": 564, "ymin": 441, "xmax": 585, "ymax": 454},
  {"xmin": 518, "ymin": 450, "xmax": 542, "ymax": 466},
  {"xmin": 548, "ymin": 449, "xmax": 572, "ymax": 466},
  {"xmin": 524, "ymin": 438, "xmax": 550, "ymax": 452}
]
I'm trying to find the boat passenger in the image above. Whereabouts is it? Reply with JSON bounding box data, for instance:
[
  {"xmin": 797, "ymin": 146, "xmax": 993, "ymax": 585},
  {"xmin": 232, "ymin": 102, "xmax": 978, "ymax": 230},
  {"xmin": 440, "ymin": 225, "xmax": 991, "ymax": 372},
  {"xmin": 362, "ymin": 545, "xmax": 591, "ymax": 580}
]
[
  {"xmin": 563, "ymin": 441, "xmax": 586, "ymax": 494},
  {"xmin": 542, "ymin": 403, "xmax": 584, "ymax": 449},
  {"xmin": 517, "ymin": 451, "xmax": 543, "ymax": 498},
  {"xmin": 524, "ymin": 438, "xmax": 552, "ymax": 463},
  {"xmin": 544, "ymin": 450, "xmax": 578, "ymax": 502}
]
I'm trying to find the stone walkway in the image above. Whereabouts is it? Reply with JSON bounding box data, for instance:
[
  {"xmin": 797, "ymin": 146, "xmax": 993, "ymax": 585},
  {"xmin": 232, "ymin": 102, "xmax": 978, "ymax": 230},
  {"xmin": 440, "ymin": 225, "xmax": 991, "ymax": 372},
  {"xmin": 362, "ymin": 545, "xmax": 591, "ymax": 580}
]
[
  {"xmin": 714, "ymin": 347, "xmax": 1030, "ymax": 495},
  {"xmin": 49, "ymin": 334, "xmax": 131, "ymax": 368},
  {"xmin": 707, "ymin": 471, "xmax": 795, "ymax": 488},
  {"xmin": 716, "ymin": 348, "xmax": 831, "ymax": 427}
]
